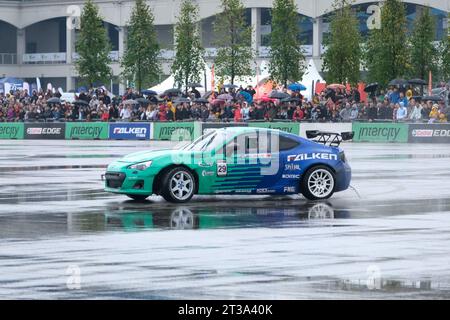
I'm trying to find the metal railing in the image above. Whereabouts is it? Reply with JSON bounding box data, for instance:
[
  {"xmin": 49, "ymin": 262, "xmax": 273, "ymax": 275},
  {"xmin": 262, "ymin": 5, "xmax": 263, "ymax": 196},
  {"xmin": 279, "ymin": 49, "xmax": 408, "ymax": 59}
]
[{"xmin": 0, "ymin": 53, "xmax": 17, "ymax": 65}]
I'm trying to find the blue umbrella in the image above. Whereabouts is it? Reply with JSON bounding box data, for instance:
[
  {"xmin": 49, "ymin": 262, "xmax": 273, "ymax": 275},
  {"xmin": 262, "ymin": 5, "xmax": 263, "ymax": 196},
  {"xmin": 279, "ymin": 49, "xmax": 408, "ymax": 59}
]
[
  {"xmin": 142, "ymin": 89, "xmax": 158, "ymax": 96},
  {"xmin": 288, "ymin": 83, "xmax": 306, "ymax": 91},
  {"xmin": 237, "ymin": 91, "xmax": 253, "ymax": 103}
]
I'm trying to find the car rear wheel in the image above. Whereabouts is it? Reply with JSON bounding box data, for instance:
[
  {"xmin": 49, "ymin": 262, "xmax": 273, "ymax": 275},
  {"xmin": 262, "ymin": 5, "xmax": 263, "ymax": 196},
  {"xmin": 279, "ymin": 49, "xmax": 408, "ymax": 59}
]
[
  {"xmin": 301, "ymin": 166, "xmax": 335, "ymax": 200},
  {"xmin": 161, "ymin": 167, "xmax": 196, "ymax": 203},
  {"xmin": 126, "ymin": 194, "xmax": 149, "ymax": 201}
]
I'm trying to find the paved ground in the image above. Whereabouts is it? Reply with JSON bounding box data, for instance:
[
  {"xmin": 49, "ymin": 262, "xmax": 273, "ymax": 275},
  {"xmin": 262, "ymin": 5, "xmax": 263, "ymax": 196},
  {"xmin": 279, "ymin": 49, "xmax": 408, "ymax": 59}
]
[{"xmin": 1, "ymin": 140, "xmax": 450, "ymax": 299}]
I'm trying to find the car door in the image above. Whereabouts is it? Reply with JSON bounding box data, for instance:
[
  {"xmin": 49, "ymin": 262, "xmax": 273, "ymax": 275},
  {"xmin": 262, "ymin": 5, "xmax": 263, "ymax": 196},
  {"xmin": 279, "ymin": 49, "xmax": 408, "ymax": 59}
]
[
  {"xmin": 277, "ymin": 134, "xmax": 303, "ymax": 194},
  {"xmin": 203, "ymin": 131, "xmax": 282, "ymax": 194}
]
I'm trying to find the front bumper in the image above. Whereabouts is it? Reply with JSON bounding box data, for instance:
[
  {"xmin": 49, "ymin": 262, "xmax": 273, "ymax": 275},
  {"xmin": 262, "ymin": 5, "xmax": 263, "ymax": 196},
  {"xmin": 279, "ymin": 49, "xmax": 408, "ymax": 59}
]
[{"xmin": 104, "ymin": 169, "xmax": 156, "ymax": 196}]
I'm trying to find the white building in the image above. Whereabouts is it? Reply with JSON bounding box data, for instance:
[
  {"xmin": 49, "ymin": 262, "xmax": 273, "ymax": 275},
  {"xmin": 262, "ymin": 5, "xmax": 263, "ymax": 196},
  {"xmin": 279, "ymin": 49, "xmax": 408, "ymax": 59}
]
[{"xmin": 0, "ymin": 0, "xmax": 448, "ymax": 94}]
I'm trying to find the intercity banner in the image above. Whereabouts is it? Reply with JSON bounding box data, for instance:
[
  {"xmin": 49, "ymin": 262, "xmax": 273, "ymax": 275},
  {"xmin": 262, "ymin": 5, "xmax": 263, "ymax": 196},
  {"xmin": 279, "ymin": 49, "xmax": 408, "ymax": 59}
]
[
  {"xmin": 352, "ymin": 122, "xmax": 408, "ymax": 142},
  {"xmin": 248, "ymin": 122, "xmax": 300, "ymax": 135},
  {"xmin": 153, "ymin": 122, "xmax": 196, "ymax": 141},
  {"xmin": 0, "ymin": 123, "xmax": 24, "ymax": 139},
  {"xmin": 201, "ymin": 122, "xmax": 248, "ymax": 135},
  {"xmin": 65, "ymin": 122, "xmax": 109, "ymax": 140},
  {"xmin": 24, "ymin": 122, "xmax": 65, "ymax": 140},
  {"xmin": 408, "ymin": 123, "xmax": 450, "ymax": 143},
  {"xmin": 109, "ymin": 123, "xmax": 151, "ymax": 140}
]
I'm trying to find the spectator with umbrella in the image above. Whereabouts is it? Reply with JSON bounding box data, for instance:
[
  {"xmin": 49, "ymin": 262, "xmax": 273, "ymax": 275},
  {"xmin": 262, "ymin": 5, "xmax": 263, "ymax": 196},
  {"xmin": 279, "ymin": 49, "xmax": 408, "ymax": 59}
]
[{"xmin": 188, "ymin": 83, "xmax": 202, "ymax": 99}]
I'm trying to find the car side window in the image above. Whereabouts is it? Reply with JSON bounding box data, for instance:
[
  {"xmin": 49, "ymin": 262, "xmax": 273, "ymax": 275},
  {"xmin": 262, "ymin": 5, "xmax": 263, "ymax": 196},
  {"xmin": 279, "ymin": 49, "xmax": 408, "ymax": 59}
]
[
  {"xmin": 278, "ymin": 135, "xmax": 300, "ymax": 151},
  {"xmin": 216, "ymin": 136, "xmax": 241, "ymax": 158}
]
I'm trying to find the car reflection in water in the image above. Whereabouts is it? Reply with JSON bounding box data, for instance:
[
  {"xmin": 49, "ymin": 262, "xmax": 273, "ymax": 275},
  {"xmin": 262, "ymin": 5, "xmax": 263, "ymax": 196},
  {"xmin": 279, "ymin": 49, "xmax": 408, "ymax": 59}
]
[{"xmin": 104, "ymin": 202, "xmax": 350, "ymax": 232}]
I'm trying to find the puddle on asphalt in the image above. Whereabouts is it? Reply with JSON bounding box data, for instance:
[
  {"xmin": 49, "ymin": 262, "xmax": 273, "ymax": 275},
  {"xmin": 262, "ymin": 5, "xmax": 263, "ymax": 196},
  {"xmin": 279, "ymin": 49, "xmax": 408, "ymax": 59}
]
[{"xmin": 2, "ymin": 197, "xmax": 450, "ymax": 239}]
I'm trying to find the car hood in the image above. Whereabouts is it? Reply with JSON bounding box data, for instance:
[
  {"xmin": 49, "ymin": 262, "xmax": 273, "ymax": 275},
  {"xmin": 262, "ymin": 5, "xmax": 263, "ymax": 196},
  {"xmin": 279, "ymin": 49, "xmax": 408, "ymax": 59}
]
[
  {"xmin": 108, "ymin": 148, "xmax": 201, "ymax": 171},
  {"xmin": 120, "ymin": 149, "xmax": 175, "ymax": 163}
]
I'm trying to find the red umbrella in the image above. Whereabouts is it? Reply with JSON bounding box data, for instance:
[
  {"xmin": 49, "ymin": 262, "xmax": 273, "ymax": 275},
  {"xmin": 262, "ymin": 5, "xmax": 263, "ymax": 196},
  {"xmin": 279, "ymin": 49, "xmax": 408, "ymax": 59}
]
[
  {"xmin": 211, "ymin": 99, "xmax": 226, "ymax": 105},
  {"xmin": 257, "ymin": 95, "xmax": 275, "ymax": 103},
  {"xmin": 327, "ymin": 83, "xmax": 346, "ymax": 90}
]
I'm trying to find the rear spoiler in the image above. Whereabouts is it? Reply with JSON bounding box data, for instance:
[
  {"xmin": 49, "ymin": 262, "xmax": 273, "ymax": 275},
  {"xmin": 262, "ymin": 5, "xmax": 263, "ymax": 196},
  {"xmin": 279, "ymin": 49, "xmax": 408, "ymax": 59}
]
[{"xmin": 305, "ymin": 130, "xmax": 354, "ymax": 147}]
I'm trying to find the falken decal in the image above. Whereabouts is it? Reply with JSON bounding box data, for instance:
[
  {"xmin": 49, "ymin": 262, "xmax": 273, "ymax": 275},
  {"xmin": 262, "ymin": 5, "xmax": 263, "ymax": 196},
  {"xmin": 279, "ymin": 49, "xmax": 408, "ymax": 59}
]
[{"xmin": 287, "ymin": 153, "xmax": 338, "ymax": 162}]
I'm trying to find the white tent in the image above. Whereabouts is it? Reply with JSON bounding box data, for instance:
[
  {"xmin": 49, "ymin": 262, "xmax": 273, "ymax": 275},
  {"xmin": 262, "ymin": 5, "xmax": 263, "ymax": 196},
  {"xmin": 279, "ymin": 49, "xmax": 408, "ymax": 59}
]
[
  {"xmin": 149, "ymin": 60, "xmax": 273, "ymax": 94},
  {"xmin": 149, "ymin": 62, "xmax": 213, "ymax": 94},
  {"xmin": 149, "ymin": 75, "xmax": 176, "ymax": 94},
  {"xmin": 301, "ymin": 59, "xmax": 325, "ymax": 101}
]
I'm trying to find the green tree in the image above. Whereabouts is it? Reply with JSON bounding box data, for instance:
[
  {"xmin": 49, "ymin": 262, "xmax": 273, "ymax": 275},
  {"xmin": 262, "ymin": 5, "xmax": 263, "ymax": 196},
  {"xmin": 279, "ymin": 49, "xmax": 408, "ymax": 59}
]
[
  {"xmin": 121, "ymin": 0, "xmax": 161, "ymax": 92},
  {"xmin": 322, "ymin": 0, "xmax": 362, "ymax": 85},
  {"xmin": 213, "ymin": 0, "xmax": 253, "ymax": 84},
  {"xmin": 172, "ymin": 0, "xmax": 205, "ymax": 94},
  {"xmin": 75, "ymin": 0, "xmax": 112, "ymax": 88},
  {"xmin": 364, "ymin": 0, "xmax": 409, "ymax": 87},
  {"xmin": 269, "ymin": 0, "xmax": 305, "ymax": 86},
  {"xmin": 408, "ymin": 7, "xmax": 437, "ymax": 81},
  {"xmin": 438, "ymin": 32, "xmax": 450, "ymax": 81}
]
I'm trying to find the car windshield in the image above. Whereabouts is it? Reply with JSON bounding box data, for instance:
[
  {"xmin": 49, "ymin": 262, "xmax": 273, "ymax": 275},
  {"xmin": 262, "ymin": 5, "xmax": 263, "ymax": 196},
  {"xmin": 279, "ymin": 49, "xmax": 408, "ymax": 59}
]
[{"xmin": 181, "ymin": 130, "xmax": 226, "ymax": 152}]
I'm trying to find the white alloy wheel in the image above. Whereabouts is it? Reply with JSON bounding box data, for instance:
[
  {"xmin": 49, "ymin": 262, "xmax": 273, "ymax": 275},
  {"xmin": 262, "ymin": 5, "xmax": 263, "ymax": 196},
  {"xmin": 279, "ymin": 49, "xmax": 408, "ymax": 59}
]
[
  {"xmin": 307, "ymin": 168, "xmax": 335, "ymax": 198},
  {"xmin": 169, "ymin": 170, "xmax": 194, "ymax": 201}
]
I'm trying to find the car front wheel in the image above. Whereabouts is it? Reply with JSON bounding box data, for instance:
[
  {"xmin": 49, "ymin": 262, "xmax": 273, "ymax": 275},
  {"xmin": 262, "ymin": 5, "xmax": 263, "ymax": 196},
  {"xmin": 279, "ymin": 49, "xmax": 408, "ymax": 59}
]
[
  {"xmin": 161, "ymin": 167, "xmax": 196, "ymax": 203},
  {"xmin": 301, "ymin": 166, "xmax": 335, "ymax": 200}
]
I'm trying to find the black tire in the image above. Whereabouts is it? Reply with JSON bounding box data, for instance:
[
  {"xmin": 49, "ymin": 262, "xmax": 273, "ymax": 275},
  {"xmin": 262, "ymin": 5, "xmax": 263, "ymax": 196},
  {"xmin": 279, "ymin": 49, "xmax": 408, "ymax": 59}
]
[
  {"xmin": 126, "ymin": 194, "xmax": 149, "ymax": 201},
  {"xmin": 300, "ymin": 165, "xmax": 336, "ymax": 200},
  {"xmin": 160, "ymin": 167, "xmax": 196, "ymax": 203}
]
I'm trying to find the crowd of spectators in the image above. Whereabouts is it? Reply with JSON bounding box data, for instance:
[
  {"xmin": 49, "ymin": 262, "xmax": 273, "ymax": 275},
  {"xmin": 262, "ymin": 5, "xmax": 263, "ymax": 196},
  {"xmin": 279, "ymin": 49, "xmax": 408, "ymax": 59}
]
[{"xmin": 1, "ymin": 82, "xmax": 450, "ymax": 123}]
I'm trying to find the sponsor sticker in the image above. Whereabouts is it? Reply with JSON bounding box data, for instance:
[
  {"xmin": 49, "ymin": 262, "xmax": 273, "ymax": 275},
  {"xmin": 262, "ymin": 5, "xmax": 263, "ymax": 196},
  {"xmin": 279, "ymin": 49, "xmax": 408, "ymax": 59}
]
[
  {"xmin": 283, "ymin": 186, "xmax": 296, "ymax": 193},
  {"xmin": 282, "ymin": 174, "xmax": 300, "ymax": 179},
  {"xmin": 285, "ymin": 163, "xmax": 301, "ymax": 171},
  {"xmin": 235, "ymin": 189, "xmax": 253, "ymax": 193},
  {"xmin": 201, "ymin": 170, "xmax": 214, "ymax": 177},
  {"xmin": 256, "ymin": 188, "xmax": 276, "ymax": 194}
]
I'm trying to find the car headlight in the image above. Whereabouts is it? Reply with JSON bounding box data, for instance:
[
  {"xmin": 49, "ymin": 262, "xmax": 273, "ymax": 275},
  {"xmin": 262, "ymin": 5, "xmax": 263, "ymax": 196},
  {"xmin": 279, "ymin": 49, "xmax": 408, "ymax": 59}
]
[{"xmin": 128, "ymin": 160, "xmax": 152, "ymax": 171}]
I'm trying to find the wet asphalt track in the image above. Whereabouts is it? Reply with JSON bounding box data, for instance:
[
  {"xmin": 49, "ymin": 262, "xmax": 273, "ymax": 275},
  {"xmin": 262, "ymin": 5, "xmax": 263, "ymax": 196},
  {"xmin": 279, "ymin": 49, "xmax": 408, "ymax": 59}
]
[{"xmin": 1, "ymin": 140, "xmax": 450, "ymax": 299}]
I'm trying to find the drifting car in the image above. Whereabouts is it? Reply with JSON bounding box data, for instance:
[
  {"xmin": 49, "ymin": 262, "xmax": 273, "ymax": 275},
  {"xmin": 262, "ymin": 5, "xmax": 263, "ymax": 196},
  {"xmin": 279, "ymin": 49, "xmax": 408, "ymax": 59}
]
[{"xmin": 104, "ymin": 127, "xmax": 352, "ymax": 202}]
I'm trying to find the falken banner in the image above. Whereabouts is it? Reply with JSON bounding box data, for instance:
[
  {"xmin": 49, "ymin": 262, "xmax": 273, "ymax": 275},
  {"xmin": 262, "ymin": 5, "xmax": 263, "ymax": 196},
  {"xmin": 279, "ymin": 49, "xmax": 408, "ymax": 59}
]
[
  {"xmin": 24, "ymin": 122, "xmax": 65, "ymax": 140},
  {"xmin": 109, "ymin": 123, "xmax": 152, "ymax": 140},
  {"xmin": 408, "ymin": 123, "xmax": 450, "ymax": 143},
  {"xmin": 0, "ymin": 123, "xmax": 24, "ymax": 139},
  {"xmin": 352, "ymin": 122, "xmax": 408, "ymax": 142},
  {"xmin": 65, "ymin": 122, "xmax": 109, "ymax": 140}
]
